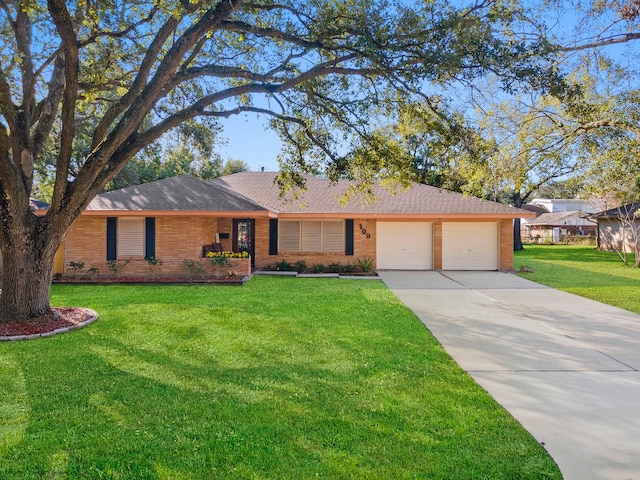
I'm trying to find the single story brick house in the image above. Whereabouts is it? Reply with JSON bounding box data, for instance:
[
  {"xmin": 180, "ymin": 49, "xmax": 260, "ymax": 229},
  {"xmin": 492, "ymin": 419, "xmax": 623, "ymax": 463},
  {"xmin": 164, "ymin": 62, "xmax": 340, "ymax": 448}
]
[
  {"xmin": 523, "ymin": 211, "xmax": 597, "ymax": 243},
  {"xmin": 58, "ymin": 172, "xmax": 533, "ymax": 279}
]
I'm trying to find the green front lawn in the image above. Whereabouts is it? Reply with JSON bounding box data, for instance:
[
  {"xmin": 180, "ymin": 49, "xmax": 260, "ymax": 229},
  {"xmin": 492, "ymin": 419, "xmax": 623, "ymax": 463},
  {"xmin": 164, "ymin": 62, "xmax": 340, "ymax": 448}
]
[
  {"xmin": 0, "ymin": 277, "xmax": 560, "ymax": 479},
  {"xmin": 515, "ymin": 244, "xmax": 640, "ymax": 314}
]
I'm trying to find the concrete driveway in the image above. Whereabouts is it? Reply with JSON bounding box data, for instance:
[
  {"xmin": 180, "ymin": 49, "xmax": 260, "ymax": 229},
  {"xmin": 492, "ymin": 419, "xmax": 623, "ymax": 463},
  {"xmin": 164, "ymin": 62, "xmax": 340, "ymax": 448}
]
[{"xmin": 379, "ymin": 270, "xmax": 640, "ymax": 480}]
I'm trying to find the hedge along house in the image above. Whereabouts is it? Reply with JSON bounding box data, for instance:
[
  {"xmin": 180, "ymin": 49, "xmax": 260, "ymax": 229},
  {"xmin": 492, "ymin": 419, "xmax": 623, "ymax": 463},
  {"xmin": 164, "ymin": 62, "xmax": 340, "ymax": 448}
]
[{"xmin": 59, "ymin": 172, "xmax": 533, "ymax": 279}]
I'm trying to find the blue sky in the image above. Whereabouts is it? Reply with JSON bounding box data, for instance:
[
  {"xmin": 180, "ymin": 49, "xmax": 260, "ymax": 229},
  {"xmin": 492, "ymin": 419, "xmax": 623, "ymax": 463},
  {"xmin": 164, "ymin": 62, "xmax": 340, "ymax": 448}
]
[
  {"xmin": 217, "ymin": 112, "xmax": 283, "ymax": 173},
  {"xmin": 213, "ymin": 3, "xmax": 639, "ymax": 175}
]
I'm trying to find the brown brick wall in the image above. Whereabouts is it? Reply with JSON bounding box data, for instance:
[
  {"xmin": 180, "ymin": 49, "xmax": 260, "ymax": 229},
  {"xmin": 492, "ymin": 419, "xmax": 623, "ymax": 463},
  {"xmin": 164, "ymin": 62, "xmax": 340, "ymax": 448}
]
[
  {"xmin": 499, "ymin": 219, "xmax": 514, "ymax": 271},
  {"xmin": 64, "ymin": 217, "xmax": 106, "ymax": 272},
  {"xmin": 63, "ymin": 216, "xmax": 248, "ymax": 277},
  {"xmin": 64, "ymin": 215, "xmax": 516, "ymax": 276},
  {"xmin": 433, "ymin": 222, "xmax": 443, "ymax": 270},
  {"xmin": 254, "ymin": 217, "xmax": 377, "ymax": 269}
]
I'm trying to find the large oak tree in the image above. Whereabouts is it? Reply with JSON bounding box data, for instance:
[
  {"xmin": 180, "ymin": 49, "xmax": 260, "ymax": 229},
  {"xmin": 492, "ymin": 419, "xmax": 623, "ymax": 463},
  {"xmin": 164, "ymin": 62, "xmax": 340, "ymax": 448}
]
[{"xmin": 0, "ymin": 0, "xmax": 560, "ymax": 323}]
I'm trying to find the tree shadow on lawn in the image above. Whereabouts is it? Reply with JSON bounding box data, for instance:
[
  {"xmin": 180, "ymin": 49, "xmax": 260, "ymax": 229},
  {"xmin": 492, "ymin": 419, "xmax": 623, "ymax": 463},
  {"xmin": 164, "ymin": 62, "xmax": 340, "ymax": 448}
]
[{"xmin": 0, "ymin": 301, "xmax": 561, "ymax": 480}]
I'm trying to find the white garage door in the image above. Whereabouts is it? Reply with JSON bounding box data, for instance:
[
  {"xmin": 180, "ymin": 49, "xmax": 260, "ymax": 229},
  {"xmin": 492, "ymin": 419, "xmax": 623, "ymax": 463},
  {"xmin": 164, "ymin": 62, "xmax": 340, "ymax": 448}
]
[
  {"xmin": 377, "ymin": 222, "xmax": 433, "ymax": 270},
  {"xmin": 442, "ymin": 222, "xmax": 499, "ymax": 270}
]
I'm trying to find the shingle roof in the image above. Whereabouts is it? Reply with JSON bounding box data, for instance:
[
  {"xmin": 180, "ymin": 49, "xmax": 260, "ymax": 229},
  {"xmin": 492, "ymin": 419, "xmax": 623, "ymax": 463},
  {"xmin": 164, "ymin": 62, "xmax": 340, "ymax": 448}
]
[
  {"xmin": 209, "ymin": 172, "xmax": 529, "ymax": 217},
  {"xmin": 521, "ymin": 203, "xmax": 549, "ymax": 216},
  {"xmin": 87, "ymin": 175, "xmax": 266, "ymax": 212},
  {"xmin": 589, "ymin": 202, "xmax": 640, "ymax": 219},
  {"xmin": 30, "ymin": 199, "xmax": 50, "ymax": 211},
  {"xmin": 527, "ymin": 211, "xmax": 595, "ymax": 226}
]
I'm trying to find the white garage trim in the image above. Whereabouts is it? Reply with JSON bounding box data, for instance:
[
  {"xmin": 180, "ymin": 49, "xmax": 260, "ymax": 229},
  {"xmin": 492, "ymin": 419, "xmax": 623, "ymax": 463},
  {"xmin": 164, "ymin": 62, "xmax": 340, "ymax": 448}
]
[
  {"xmin": 377, "ymin": 222, "xmax": 433, "ymax": 270},
  {"xmin": 442, "ymin": 222, "xmax": 499, "ymax": 270}
]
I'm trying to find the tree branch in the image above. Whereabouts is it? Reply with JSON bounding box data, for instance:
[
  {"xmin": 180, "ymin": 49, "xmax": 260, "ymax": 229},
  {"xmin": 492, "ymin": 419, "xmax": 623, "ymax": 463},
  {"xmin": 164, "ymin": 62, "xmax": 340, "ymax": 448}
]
[
  {"xmin": 31, "ymin": 57, "xmax": 66, "ymax": 159},
  {"xmin": 90, "ymin": 14, "xmax": 181, "ymax": 150},
  {"xmin": 73, "ymin": 0, "xmax": 246, "ymax": 208},
  {"xmin": 78, "ymin": 7, "xmax": 157, "ymax": 48},
  {"xmin": 48, "ymin": 0, "xmax": 80, "ymax": 212},
  {"xmin": 560, "ymin": 32, "xmax": 640, "ymax": 53}
]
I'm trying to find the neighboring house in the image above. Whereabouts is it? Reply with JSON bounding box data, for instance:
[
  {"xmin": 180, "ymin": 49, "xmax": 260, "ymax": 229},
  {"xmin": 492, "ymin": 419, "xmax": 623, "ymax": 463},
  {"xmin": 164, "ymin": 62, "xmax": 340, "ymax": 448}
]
[
  {"xmin": 523, "ymin": 211, "xmax": 597, "ymax": 243},
  {"xmin": 520, "ymin": 198, "xmax": 601, "ymax": 242},
  {"xmin": 589, "ymin": 202, "xmax": 640, "ymax": 252},
  {"xmin": 60, "ymin": 172, "xmax": 534, "ymax": 279}
]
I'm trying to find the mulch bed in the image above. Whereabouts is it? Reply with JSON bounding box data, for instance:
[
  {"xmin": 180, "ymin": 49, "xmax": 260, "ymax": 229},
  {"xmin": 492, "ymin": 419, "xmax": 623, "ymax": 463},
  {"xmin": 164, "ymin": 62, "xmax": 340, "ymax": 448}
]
[
  {"xmin": 0, "ymin": 307, "xmax": 98, "ymax": 341},
  {"xmin": 54, "ymin": 275, "xmax": 249, "ymax": 285}
]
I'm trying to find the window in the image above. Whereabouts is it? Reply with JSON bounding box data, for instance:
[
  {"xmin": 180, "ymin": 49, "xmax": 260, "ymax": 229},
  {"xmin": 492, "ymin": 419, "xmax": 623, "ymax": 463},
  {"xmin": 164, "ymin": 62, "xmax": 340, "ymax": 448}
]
[
  {"xmin": 118, "ymin": 217, "xmax": 145, "ymax": 257},
  {"xmin": 279, "ymin": 220, "xmax": 344, "ymax": 252},
  {"xmin": 107, "ymin": 217, "xmax": 155, "ymax": 261}
]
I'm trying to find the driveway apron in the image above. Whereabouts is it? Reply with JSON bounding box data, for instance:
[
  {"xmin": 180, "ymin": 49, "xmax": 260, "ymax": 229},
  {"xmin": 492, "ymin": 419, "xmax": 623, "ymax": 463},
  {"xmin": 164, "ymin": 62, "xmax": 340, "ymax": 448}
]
[{"xmin": 379, "ymin": 270, "xmax": 640, "ymax": 480}]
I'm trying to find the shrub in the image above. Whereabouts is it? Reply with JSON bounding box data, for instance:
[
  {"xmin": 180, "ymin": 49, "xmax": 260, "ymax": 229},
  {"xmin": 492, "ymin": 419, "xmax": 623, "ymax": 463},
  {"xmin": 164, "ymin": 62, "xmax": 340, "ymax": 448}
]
[
  {"xmin": 210, "ymin": 255, "xmax": 231, "ymax": 267},
  {"xmin": 276, "ymin": 260, "xmax": 293, "ymax": 271},
  {"xmin": 182, "ymin": 259, "xmax": 206, "ymax": 276},
  {"xmin": 68, "ymin": 261, "xmax": 85, "ymax": 274},
  {"xmin": 356, "ymin": 257, "xmax": 374, "ymax": 273},
  {"xmin": 312, "ymin": 264, "xmax": 325, "ymax": 273},
  {"xmin": 327, "ymin": 262, "xmax": 341, "ymax": 273},
  {"xmin": 342, "ymin": 263, "xmax": 357, "ymax": 273},
  {"xmin": 294, "ymin": 260, "xmax": 308, "ymax": 273},
  {"xmin": 107, "ymin": 259, "xmax": 129, "ymax": 275},
  {"xmin": 145, "ymin": 257, "xmax": 163, "ymax": 268}
]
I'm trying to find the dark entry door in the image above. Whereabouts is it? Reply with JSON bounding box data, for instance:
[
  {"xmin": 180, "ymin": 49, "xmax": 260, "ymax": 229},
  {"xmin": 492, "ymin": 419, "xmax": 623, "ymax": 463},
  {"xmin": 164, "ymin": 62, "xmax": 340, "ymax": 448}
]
[{"xmin": 233, "ymin": 219, "xmax": 255, "ymax": 266}]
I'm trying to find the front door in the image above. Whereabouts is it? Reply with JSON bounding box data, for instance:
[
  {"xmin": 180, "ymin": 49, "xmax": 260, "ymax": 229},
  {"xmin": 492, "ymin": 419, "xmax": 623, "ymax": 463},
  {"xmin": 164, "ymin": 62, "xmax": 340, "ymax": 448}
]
[{"xmin": 233, "ymin": 219, "xmax": 255, "ymax": 266}]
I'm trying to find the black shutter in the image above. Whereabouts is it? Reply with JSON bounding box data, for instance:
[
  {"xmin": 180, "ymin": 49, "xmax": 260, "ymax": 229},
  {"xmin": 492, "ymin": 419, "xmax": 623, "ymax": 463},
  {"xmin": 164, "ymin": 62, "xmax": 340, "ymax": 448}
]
[
  {"xmin": 345, "ymin": 219, "xmax": 354, "ymax": 256},
  {"xmin": 145, "ymin": 217, "xmax": 156, "ymax": 259},
  {"xmin": 269, "ymin": 219, "xmax": 278, "ymax": 255},
  {"xmin": 106, "ymin": 217, "xmax": 117, "ymax": 260}
]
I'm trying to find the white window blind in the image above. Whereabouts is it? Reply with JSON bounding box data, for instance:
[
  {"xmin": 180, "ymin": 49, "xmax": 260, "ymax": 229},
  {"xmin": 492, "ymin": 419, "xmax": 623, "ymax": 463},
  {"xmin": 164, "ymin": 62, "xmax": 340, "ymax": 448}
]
[
  {"xmin": 118, "ymin": 217, "xmax": 145, "ymax": 257},
  {"xmin": 323, "ymin": 221, "xmax": 344, "ymax": 252},
  {"xmin": 301, "ymin": 221, "xmax": 322, "ymax": 251},
  {"xmin": 279, "ymin": 221, "xmax": 301, "ymax": 251},
  {"xmin": 279, "ymin": 220, "xmax": 345, "ymax": 252}
]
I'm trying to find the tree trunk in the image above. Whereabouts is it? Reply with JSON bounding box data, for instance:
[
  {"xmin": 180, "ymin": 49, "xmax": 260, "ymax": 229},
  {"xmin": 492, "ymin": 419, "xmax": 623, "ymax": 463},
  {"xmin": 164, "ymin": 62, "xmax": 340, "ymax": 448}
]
[
  {"xmin": 510, "ymin": 192, "xmax": 525, "ymax": 251},
  {"xmin": 513, "ymin": 217, "xmax": 524, "ymax": 251},
  {"xmin": 0, "ymin": 220, "xmax": 59, "ymax": 324}
]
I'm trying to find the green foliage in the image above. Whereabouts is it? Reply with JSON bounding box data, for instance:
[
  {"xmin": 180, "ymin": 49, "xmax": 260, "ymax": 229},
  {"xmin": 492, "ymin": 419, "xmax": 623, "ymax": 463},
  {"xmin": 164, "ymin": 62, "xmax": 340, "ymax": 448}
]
[
  {"xmin": 221, "ymin": 159, "xmax": 250, "ymax": 176},
  {"xmin": 145, "ymin": 257, "xmax": 162, "ymax": 268},
  {"xmin": 182, "ymin": 259, "xmax": 206, "ymax": 276},
  {"xmin": 293, "ymin": 260, "xmax": 307, "ymax": 273},
  {"xmin": 311, "ymin": 264, "xmax": 325, "ymax": 273},
  {"xmin": 106, "ymin": 260, "xmax": 129, "ymax": 275},
  {"xmin": 67, "ymin": 261, "xmax": 85, "ymax": 274},
  {"xmin": 342, "ymin": 263, "xmax": 357, "ymax": 273},
  {"xmin": 275, "ymin": 260, "xmax": 292, "ymax": 271},
  {"xmin": 327, "ymin": 262, "xmax": 342, "ymax": 273},
  {"xmin": 356, "ymin": 257, "xmax": 374, "ymax": 273},
  {"xmin": 209, "ymin": 255, "xmax": 231, "ymax": 268}
]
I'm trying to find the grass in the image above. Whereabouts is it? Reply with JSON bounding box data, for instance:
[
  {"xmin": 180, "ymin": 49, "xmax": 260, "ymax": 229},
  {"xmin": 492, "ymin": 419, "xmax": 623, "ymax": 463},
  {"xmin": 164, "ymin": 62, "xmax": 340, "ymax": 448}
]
[
  {"xmin": 0, "ymin": 277, "xmax": 560, "ymax": 479},
  {"xmin": 515, "ymin": 244, "xmax": 640, "ymax": 314}
]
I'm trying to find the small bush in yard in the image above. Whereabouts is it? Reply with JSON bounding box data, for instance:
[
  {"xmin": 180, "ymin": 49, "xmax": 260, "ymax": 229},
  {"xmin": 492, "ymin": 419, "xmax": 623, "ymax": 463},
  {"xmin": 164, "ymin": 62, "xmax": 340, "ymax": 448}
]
[
  {"xmin": 327, "ymin": 262, "xmax": 341, "ymax": 273},
  {"xmin": 342, "ymin": 263, "xmax": 357, "ymax": 273},
  {"xmin": 356, "ymin": 256, "xmax": 374, "ymax": 273},
  {"xmin": 312, "ymin": 264, "xmax": 325, "ymax": 273},
  {"xmin": 276, "ymin": 260, "xmax": 293, "ymax": 271},
  {"xmin": 294, "ymin": 260, "xmax": 307, "ymax": 273}
]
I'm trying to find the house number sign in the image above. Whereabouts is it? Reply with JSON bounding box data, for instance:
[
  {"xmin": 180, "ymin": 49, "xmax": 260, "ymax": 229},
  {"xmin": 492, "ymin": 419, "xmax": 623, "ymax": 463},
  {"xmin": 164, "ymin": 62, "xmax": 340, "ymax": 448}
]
[{"xmin": 359, "ymin": 223, "xmax": 371, "ymax": 239}]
